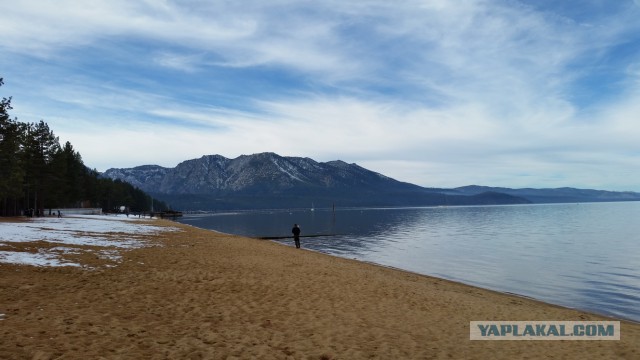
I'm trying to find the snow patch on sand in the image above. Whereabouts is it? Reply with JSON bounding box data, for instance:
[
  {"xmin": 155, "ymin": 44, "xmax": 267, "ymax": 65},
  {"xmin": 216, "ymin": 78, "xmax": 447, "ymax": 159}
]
[
  {"xmin": 0, "ymin": 250, "xmax": 82, "ymax": 268},
  {"xmin": 0, "ymin": 215, "xmax": 178, "ymax": 268}
]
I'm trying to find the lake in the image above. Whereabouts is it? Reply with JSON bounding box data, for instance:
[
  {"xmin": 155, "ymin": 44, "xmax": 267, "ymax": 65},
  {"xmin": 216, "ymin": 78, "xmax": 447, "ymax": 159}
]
[{"xmin": 176, "ymin": 201, "xmax": 640, "ymax": 322}]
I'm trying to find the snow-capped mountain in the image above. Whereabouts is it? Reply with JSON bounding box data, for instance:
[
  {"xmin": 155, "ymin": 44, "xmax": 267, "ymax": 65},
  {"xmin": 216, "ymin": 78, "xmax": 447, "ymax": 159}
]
[
  {"xmin": 104, "ymin": 153, "xmax": 415, "ymax": 194},
  {"xmin": 102, "ymin": 152, "xmax": 529, "ymax": 210}
]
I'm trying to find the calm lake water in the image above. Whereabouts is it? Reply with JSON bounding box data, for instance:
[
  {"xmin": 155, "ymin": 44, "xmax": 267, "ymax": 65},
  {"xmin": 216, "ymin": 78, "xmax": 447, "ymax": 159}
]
[{"xmin": 177, "ymin": 202, "xmax": 640, "ymax": 322}]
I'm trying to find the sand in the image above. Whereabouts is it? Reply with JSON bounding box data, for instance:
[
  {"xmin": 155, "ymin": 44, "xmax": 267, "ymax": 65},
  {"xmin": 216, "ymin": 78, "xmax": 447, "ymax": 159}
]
[{"xmin": 1, "ymin": 218, "xmax": 639, "ymax": 359}]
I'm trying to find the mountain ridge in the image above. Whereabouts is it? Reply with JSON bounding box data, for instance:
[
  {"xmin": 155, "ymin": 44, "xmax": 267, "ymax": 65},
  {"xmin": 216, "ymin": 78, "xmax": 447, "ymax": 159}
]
[{"xmin": 102, "ymin": 153, "xmax": 640, "ymax": 210}]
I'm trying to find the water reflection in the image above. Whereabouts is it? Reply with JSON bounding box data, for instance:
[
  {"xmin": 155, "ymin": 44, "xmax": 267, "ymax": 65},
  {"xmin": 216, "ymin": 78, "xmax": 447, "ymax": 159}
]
[{"xmin": 178, "ymin": 202, "xmax": 640, "ymax": 322}]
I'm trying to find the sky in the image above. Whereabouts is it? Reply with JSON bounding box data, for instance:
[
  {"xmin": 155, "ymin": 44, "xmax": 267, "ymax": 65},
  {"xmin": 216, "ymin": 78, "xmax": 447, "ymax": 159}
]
[{"xmin": 2, "ymin": 0, "xmax": 640, "ymax": 191}]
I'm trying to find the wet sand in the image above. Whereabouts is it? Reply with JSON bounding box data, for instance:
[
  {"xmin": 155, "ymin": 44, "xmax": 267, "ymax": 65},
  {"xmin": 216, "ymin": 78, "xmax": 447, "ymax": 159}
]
[{"xmin": 1, "ymin": 218, "xmax": 639, "ymax": 359}]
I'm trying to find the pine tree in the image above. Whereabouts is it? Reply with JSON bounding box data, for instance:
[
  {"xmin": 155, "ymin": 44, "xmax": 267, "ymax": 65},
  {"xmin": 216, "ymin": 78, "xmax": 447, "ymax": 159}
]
[
  {"xmin": 50, "ymin": 141, "xmax": 87, "ymax": 207},
  {"xmin": 0, "ymin": 78, "xmax": 26, "ymax": 215},
  {"xmin": 22, "ymin": 120, "xmax": 60, "ymax": 215}
]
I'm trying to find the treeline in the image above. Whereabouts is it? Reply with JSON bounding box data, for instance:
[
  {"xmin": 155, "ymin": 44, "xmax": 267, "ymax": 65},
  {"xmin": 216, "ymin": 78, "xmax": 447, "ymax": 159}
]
[{"xmin": 0, "ymin": 78, "xmax": 168, "ymax": 216}]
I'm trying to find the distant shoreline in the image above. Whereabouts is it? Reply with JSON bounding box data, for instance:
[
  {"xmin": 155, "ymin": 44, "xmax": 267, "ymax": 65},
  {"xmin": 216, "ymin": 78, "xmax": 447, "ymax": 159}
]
[{"xmin": 175, "ymin": 198, "xmax": 640, "ymax": 215}]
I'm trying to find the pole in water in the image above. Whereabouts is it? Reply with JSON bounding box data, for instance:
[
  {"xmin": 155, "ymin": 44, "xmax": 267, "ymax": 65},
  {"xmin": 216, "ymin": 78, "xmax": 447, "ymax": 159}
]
[{"xmin": 332, "ymin": 202, "xmax": 336, "ymax": 225}]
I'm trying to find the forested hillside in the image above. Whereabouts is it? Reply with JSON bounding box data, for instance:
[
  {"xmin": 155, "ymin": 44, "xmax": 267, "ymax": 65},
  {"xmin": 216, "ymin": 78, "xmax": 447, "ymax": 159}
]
[{"xmin": 0, "ymin": 78, "xmax": 167, "ymax": 216}]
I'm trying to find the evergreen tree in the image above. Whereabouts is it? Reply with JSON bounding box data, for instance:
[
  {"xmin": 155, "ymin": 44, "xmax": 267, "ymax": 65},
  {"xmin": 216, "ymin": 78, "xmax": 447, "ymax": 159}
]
[
  {"xmin": 1, "ymin": 79, "xmax": 26, "ymax": 215},
  {"xmin": 23, "ymin": 120, "xmax": 60, "ymax": 215},
  {"xmin": 50, "ymin": 141, "xmax": 86, "ymax": 207}
]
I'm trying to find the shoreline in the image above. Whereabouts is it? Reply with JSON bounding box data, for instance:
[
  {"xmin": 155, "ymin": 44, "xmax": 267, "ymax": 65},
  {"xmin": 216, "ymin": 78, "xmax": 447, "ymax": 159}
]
[
  {"xmin": 177, "ymin": 204, "xmax": 640, "ymax": 325},
  {"xmin": 355, "ymin": 259, "xmax": 640, "ymax": 325},
  {"xmin": 1, "ymin": 217, "xmax": 639, "ymax": 358},
  {"xmin": 213, "ymin": 222, "xmax": 639, "ymax": 325},
  {"xmin": 149, "ymin": 218, "xmax": 640, "ymax": 328},
  {"xmin": 279, "ymin": 241, "xmax": 640, "ymax": 325}
]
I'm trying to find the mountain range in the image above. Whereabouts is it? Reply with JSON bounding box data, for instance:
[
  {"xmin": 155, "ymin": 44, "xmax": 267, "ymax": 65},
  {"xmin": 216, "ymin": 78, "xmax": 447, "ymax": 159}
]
[{"xmin": 102, "ymin": 152, "xmax": 640, "ymax": 211}]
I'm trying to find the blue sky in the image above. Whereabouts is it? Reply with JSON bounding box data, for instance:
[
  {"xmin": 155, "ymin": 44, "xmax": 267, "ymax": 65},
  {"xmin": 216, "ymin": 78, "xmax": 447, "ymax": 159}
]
[{"xmin": 2, "ymin": 0, "xmax": 640, "ymax": 191}]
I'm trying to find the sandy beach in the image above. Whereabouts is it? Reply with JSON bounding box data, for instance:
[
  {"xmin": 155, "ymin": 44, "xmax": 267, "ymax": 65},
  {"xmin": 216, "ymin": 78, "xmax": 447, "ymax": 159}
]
[{"xmin": 1, "ymin": 217, "xmax": 639, "ymax": 359}]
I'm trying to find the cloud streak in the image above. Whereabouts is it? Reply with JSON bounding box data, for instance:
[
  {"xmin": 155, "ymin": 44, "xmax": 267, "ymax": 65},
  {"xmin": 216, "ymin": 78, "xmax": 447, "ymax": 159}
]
[{"xmin": 2, "ymin": 0, "xmax": 640, "ymax": 191}]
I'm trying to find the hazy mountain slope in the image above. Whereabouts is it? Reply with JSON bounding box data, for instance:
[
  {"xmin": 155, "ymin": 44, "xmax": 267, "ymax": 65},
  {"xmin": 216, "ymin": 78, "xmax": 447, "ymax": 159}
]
[{"xmin": 452, "ymin": 185, "xmax": 640, "ymax": 203}]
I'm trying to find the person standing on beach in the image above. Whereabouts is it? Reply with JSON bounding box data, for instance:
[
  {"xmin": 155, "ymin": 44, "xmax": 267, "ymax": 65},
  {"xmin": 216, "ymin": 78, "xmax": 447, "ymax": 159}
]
[{"xmin": 292, "ymin": 224, "xmax": 301, "ymax": 249}]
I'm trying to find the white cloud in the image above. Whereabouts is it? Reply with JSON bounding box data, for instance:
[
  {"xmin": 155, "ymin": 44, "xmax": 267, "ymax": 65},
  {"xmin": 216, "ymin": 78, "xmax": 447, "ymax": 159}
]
[
  {"xmin": 0, "ymin": 1, "xmax": 254, "ymax": 52},
  {"xmin": 153, "ymin": 52, "xmax": 203, "ymax": 72}
]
